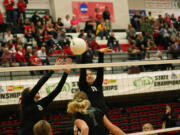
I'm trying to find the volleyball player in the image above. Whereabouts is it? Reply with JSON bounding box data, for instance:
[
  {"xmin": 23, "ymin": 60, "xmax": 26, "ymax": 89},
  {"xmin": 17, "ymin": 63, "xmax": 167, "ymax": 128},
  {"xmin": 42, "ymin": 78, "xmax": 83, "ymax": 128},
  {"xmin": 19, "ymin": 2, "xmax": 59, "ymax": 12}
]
[
  {"xmin": 33, "ymin": 120, "xmax": 52, "ymax": 135},
  {"xmin": 67, "ymin": 91, "xmax": 125, "ymax": 135},
  {"xmin": 18, "ymin": 58, "xmax": 71, "ymax": 135},
  {"xmin": 77, "ymin": 48, "xmax": 125, "ymax": 134},
  {"xmin": 78, "ymin": 48, "xmax": 111, "ymax": 114}
]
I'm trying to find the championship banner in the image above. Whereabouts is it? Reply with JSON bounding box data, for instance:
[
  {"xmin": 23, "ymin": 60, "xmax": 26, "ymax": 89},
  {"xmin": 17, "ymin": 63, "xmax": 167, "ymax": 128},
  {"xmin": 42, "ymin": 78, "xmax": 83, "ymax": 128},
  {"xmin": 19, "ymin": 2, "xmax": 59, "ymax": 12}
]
[
  {"xmin": 72, "ymin": 1, "xmax": 115, "ymax": 22},
  {"xmin": 1, "ymin": 70, "xmax": 180, "ymax": 105}
]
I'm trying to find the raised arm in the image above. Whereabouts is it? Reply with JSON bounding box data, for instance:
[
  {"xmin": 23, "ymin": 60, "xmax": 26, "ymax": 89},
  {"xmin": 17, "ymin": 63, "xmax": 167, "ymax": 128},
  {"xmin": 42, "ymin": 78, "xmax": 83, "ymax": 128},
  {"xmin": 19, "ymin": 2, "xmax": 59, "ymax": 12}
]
[
  {"xmin": 28, "ymin": 70, "xmax": 54, "ymax": 100},
  {"xmin": 38, "ymin": 58, "xmax": 71, "ymax": 107},
  {"xmin": 95, "ymin": 48, "xmax": 112, "ymax": 85},
  {"xmin": 94, "ymin": 52, "xmax": 104, "ymax": 85},
  {"xmin": 38, "ymin": 72, "xmax": 68, "ymax": 107},
  {"xmin": 28, "ymin": 58, "xmax": 63, "ymax": 101},
  {"xmin": 78, "ymin": 52, "xmax": 88, "ymax": 90}
]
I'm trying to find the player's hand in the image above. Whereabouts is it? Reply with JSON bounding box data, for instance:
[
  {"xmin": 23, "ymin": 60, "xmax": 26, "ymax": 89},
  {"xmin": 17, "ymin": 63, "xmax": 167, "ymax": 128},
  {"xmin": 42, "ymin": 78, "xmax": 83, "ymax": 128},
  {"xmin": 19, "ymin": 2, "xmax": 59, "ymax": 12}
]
[
  {"xmin": 64, "ymin": 58, "xmax": 72, "ymax": 74},
  {"xmin": 53, "ymin": 58, "xmax": 64, "ymax": 72},
  {"xmin": 98, "ymin": 48, "xmax": 112, "ymax": 53}
]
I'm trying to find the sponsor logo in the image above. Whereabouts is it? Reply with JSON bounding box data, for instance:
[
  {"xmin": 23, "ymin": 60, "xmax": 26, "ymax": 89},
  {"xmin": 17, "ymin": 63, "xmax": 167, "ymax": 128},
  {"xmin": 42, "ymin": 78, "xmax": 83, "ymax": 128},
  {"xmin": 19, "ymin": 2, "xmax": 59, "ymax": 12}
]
[
  {"xmin": 103, "ymin": 79, "xmax": 117, "ymax": 85},
  {"xmin": 46, "ymin": 82, "xmax": 71, "ymax": 94},
  {"xmin": 6, "ymin": 85, "xmax": 24, "ymax": 92},
  {"xmin": 171, "ymin": 72, "xmax": 178, "ymax": 80},
  {"xmin": 133, "ymin": 76, "xmax": 154, "ymax": 88}
]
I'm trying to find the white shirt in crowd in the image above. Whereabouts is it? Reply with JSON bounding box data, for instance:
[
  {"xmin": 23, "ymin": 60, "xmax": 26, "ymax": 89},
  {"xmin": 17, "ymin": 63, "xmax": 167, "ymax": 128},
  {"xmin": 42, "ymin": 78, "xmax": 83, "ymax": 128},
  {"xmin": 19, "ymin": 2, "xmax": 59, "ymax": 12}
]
[
  {"xmin": 37, "ymin": 50, "xmax": 47, "ymax": 60},
  {"xmin": 4, "ymin": 34, "xmax": 13, "ymax": 43},
  {"xmin": 63, "ymin": 18, "xmax": 71, "ymax": 28}
]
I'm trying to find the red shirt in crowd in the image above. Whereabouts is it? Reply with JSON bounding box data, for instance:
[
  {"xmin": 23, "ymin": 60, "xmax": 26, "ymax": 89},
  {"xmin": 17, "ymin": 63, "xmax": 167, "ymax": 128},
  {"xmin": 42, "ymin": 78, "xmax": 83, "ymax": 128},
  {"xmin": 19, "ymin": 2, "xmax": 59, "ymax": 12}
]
[
  {"xmin": 89, "ymin": 40, "xmax": 100, "ymax": 50},
  {"xmin": 18, "ymin": 2, "xmax": 26, "ymax": 12},
  {"xmin": 29, "ymin": 56, "xmax": 42, "ymax": 66},
  {"xmin": 16, "ymin": 51, "xmax": 26, "ymax": 63},
  {"xmin": 4, "ymin": 0, "xmax": 14, "ymax": 10},
  {"xmin": 0, "ymin": 13, "xmax": 4, "ymax": 24}
]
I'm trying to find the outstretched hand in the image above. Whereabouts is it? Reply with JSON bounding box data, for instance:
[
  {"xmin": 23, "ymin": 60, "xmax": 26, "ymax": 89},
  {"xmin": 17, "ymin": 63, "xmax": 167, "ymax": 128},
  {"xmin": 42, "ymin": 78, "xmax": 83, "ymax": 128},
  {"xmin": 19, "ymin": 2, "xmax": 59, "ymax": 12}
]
[
  {"xmin": 64, "ymin": 58, "xmax": 72, "ymax": 74},
  {"xmin": 98, "ymin": 48, "xmax": 112, "ymax": 53},
  {"xmin": 53, "ymin": 58, "xmax": 64, "ymax": 72}
]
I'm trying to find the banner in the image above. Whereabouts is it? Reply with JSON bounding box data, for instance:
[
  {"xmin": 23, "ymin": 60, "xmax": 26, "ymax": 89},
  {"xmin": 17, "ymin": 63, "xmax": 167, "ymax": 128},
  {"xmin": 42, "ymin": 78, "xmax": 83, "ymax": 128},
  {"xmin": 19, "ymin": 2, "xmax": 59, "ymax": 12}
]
[
  {"xmin": 145, "ymin": 0, "xmax": 172, "ymax": 9},
  {"xmin": 72, "ymin": 1, "xmax": 115, "ymax": 22},
  {"xmin": 1, "ymin": 70, "xmax": 180, "ymax": 105}
]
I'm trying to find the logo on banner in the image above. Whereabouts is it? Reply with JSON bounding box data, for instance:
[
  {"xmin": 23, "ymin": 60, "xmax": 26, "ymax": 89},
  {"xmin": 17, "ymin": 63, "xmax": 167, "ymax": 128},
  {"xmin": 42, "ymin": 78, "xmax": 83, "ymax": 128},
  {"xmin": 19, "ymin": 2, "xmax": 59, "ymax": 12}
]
[
  {"xmin": 6, "ymin": 85, "xmax": 24, "ymax": 92},
  {"xmin": 80, "ymin": 3, "xmax": 88, "ymax": 13},
  {"xmin": 133, "ymin": 76, "xmax": 154, "ymax": 88},
  {"xmin": 171, "ymin": 72, "xmax": 178, "ymax": 80},
  {"xmin": 46, "ymin": 82, "xmax": 71, "ymax": 94}
]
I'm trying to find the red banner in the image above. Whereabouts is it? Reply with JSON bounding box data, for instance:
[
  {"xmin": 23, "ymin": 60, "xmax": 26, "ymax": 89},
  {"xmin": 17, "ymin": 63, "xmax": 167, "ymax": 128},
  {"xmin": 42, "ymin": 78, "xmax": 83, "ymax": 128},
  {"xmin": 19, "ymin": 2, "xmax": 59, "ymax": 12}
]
[{"xmin": 72, "ymin": 1, "xmax": 115, "ymax": 22}]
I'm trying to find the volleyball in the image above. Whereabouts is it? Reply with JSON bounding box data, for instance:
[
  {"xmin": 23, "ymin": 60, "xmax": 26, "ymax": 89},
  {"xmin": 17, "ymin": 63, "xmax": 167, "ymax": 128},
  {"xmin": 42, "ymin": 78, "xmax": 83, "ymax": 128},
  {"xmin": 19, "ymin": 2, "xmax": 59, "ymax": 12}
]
[{"xmin": 70, "ymin": 38, "xmax": 87, "ymax": 55}]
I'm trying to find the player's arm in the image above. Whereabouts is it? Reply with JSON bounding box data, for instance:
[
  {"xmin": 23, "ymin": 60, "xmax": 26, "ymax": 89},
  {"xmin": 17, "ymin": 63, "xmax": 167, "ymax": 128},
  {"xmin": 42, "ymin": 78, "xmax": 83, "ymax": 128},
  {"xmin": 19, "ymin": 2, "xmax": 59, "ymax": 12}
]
[
  {"xmin": 95, "ymin": 48, "xmax": 112, "ymax": 85},
  {"xmin": 103, "ymin": 115, "xmax": 126, "ymax": 135},
  {"xmin": 74, "ymin": 119, "xmax": 89, "ymax": 135}
]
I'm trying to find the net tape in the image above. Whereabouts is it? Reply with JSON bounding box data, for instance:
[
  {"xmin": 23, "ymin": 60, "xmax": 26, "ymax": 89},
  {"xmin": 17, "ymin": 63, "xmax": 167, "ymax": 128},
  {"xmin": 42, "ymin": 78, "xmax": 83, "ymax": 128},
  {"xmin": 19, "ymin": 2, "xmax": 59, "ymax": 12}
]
[{"xmin": 0, "ymin": 59, "xmax": 179, "ymax": 72}]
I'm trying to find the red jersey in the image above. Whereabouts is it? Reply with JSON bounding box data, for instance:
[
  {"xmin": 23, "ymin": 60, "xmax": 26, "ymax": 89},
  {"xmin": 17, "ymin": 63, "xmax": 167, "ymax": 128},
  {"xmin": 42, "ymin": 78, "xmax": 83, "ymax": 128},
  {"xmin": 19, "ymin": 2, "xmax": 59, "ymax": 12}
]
[
  {"xmin": 29, "ymin": 56, "xmax": 41, "ymax": 66},
  {"xmin": 4, "ymin": 0, "xmax": 14, "ymax": 10},
  {"xmin": 0, "ymin": 13, "xmax": 4, "ymax": 24},
  {"xmin": 18, "ymin": 2, "xmax": 26, "ymax": 12},
  {"xmin": 16, "ymin": 51, "xmax": 26, "ymax": 63}
]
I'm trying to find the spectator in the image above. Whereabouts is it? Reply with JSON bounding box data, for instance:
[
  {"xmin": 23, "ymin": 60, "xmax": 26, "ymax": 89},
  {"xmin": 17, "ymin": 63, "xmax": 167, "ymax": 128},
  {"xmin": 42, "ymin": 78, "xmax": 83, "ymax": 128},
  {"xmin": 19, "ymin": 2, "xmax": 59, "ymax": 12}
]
[
  {"xmin": 33, "ymin": 120, "xmax": 52, "ymax": 135},
  {"xmin": 31, "ymin": 12, "xmax": 41, "ymax": 26},
  {"xmin": 141, "ymin": 17, "xmax": 153, "ymax": 36},
  {"xmin": 57, "ymin": 17, "xmax": 65, "ymax": 31},
  {"xmin": 4, "ymin": 30, "xmax": 13, "ymax": 43},
  {"xmin": 168, "ymin": 41, "xmax": 180, "ymax": 59},
  {"xmin": 24, "ymin": 19, "xmax": 35, "ymax": 42},
  {"xmin": 78, "ymin": 29, "xmax": 85, "ymax": 38},
  {"xmin": 96, "ymin": 20, "xmax": 109, "ymax": 40},
  {"xmin": 107, "ymin": 32, "xmax": 121, "ymax": 52},
  {"xmin": 17, "ymin": 0, "xmax": 26, "ymax": 23},
  {"xmin": 25, "ymin": 46, "xmax": 35, "ymax": 75},
  {"xmin": 132, "ymin": 11, "xmax": 141, "ymax": 31},
  {"xmin": 71, "ymin": 15, "xmax": 80, "ymax": 32},
  {"xmin": 126, "ymin": 24, "xmax": 136, "ymax": 39},
  {"xmin": 16, "ymin": 45, "xmax": 26, "ymax": 66},
  {"xmin": 0, "ymin": 10, "xmax": 6, "ymax": 33},
  {"xmin": 94, "ymin": 7, "xmax": 102, "ymax": 27},
  {"xmin": 136, "ymin": 34, "xmax": 145, "ymax": 48},
  {"xmin": 88, "ymin": 36, "xmax": 100, "ymax": 52},
  {"xmin": 103, "ymin": 6, "xmax": 112, "ymax": 32},
  {"xmin": 168, "ymin": 23, "xmax": 177, "ymax": 38},
  {"xmin": 147, "ymin": 11, "xmax": 153, "ymax": 21},
  {"xmin": 84, "ymin": 16, "xmax": 95, "ymax": 34},
  {"xmin": 29, "ymin": 51, "xmax": 42, "ymax": 66},
  {"xmin": 128, "ymin": 40, "xmax": 141, "ymax": 60},
  {"xmin": 63, "ymin": 15, "xmax": 72, "ymax": 33},
  {"xmin": 162, "ymin": 104, "xmax": 177, "ymax": 129},
  {"xmin": 37, "ymin": 46, "xmax": 50, "ymax": 66},
  {"xmin": 1, "ymin": 47, "xmax": 13, "ymax": 67},
  {"xmin": 3, "ymin": 0, "xmax": 15, "ymax": 25},
  {"xmin": 86, "ymin": 31, "xmax": 94, "ymax": 43},
  {"xmin": 142, "ymin": 123, "xmax": 156, "ymax": 135}
]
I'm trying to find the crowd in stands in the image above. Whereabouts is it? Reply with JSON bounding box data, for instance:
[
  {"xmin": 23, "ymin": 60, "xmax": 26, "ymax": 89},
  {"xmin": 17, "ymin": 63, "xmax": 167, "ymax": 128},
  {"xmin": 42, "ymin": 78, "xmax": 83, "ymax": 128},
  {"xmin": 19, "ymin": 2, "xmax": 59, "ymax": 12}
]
[
  {"xmin": 128, "ymin": 11, "xmax": 180, "ymax": 60},
  {"xmin": 0, "ymin": 1, "xmax": 180, "ymax": 68},
  {"xmin": 0, "ymin": 2, "xmax": 122, "ymax": 68}
]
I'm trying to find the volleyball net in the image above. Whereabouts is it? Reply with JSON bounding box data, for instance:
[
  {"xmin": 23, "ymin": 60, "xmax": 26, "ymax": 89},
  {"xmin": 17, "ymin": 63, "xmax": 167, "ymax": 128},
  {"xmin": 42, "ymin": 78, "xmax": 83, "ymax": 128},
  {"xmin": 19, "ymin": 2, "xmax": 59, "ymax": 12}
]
[{"xmin": 0, "ymin": 59, "xmax": 180, "ymax": 105}]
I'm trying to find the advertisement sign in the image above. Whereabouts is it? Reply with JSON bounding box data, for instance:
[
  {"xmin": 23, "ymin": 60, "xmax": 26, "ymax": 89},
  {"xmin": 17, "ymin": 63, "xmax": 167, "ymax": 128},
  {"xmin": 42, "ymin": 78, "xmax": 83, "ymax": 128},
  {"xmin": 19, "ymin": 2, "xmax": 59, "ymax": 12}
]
[
  {"xmin": 72, "ymin": 1, "xmax": 115, "ymax": 22},
  {"xmin": 1, "ymin": 70, "xmax": 180, "ymax": 105}
]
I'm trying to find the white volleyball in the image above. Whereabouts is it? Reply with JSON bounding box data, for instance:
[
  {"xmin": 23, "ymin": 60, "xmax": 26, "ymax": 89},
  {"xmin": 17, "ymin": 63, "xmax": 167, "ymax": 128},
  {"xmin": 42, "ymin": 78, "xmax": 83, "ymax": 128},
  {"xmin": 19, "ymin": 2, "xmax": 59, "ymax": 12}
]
[{"xmin": 70, "ymin": 38, "xmax": 87, "ymax": 55}]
